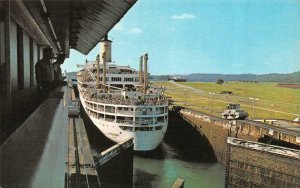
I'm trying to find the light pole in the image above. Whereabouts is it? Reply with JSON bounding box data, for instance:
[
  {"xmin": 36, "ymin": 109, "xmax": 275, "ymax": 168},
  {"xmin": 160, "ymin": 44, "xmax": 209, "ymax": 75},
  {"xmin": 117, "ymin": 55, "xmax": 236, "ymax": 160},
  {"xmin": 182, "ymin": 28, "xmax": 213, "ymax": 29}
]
[
  {"xmin": 209, "ymin": 92, "xmax": 215, "ymax": 114},
  {"xmin": 184, "ymin": 89, "xmax": 186, "ymax": 106},
  {"xmin": 249, "ymin": 97, "xmax": 259, "ymax": 120}
]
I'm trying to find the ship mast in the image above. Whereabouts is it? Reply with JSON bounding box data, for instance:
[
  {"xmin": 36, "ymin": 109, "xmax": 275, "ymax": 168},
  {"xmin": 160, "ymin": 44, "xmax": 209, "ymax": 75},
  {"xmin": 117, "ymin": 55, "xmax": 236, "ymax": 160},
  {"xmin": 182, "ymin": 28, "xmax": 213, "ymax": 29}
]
[
  {"xmin": 139, "ymin": 56, "xmax": 143, "ymax": 89},
  {"xmin": 143, "ymin": 53, "xmax": 148, "ymax": 93},
  {"xmin": 96, "ymin": 55, "xmax": 100, "ymax": 88},
  {"xmin": 102, "ymin": 52, "xmax": 106, "ymax": 89}
]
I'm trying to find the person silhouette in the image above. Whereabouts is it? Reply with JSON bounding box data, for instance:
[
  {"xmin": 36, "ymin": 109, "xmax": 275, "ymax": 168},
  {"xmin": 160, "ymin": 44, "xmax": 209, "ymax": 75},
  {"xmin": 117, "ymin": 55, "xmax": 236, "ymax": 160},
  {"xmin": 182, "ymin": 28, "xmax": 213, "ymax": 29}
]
[{"xmin": 35, "ymin": 47, "xmax": 54, "ymax": 92}]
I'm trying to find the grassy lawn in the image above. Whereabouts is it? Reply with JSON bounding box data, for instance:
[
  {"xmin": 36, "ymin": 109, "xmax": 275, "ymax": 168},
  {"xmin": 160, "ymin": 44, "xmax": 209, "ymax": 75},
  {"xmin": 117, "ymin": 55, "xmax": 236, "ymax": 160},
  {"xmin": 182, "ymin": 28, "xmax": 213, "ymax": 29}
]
[{"xmin": 154, "ymin": 81, "xmax": 300, "ymax": 121}]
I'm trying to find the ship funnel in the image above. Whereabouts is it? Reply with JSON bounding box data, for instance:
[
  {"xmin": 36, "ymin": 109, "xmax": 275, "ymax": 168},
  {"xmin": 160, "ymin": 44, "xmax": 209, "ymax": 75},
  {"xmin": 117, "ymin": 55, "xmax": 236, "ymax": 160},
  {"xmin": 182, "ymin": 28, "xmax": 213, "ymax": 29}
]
[
  {"xmin": 143, "ymin": 53, "xmax": 148, "ymax": 92},
  {"xmin": 139, "ymin": 56, "xmax": 143, "ymax": 87},
  {"xmin": 100, "ymin": 35, "xmax": 112, "ymax": 64}
]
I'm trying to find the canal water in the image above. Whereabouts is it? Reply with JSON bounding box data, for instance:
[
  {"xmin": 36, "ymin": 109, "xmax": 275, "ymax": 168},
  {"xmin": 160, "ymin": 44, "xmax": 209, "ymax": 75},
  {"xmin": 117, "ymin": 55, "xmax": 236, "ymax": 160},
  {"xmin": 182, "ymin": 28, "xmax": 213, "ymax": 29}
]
[{"xmin": 81, "ymin": 109, "xmax": 225, "ymax": 188}]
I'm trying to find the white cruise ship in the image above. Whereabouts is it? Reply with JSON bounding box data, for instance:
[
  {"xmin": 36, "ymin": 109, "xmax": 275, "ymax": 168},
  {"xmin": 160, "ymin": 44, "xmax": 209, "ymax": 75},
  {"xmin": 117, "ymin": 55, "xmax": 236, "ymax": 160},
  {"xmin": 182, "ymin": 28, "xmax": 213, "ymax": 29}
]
[{"xmin": 77, "ymin": 37, "xmax": 168, "ymax": 151}]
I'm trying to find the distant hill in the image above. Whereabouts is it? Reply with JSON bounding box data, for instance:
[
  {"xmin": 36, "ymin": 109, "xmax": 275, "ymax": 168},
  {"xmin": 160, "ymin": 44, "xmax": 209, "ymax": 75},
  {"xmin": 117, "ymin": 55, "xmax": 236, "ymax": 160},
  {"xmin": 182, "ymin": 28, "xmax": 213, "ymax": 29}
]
[
  {"xmin": 152, "ymin": 71, "xmax": 300, "ymax": 83},
  {"xmin": 67, "ymin": 70, "xmax": 300, "ymax": 83}
]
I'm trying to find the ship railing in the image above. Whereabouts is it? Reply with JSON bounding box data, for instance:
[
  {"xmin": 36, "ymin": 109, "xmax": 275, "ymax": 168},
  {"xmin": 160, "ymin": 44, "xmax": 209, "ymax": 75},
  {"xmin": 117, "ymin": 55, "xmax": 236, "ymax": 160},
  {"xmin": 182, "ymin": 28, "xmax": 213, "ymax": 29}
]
[
  {"xmin": 134, "ymin": 120, "xmax": 154, "ymax": 125},
  {"xmin": 105, "ymin": 118, "xmax": 115, "ymax": 122},
  {"xmin": 153, "ymin": 110, "xmax": 165, "ymax": 115},
  {"xmin": 95, "ymin": 107, "xmax": 105, "ymax": 111},
  {"xmin": 85, "ymin": 67, "xmax": 96, "ymax": 82},
  {"xmin": 105, "ymin": 109, "xmax": 115, "ymax": 113},
  {"xmin": 135, "ymin": 111, "xmax": 153, "ymax": 115},
  {"xmin": 83, "ymin": 94, "xmax": 168, "ymax": 106},
  {"xmin": 116, "ymin": 120, "xmax": 134, "ymax": 125},
  {"xmin": 116, "ymin": 110, "xmax": 134, "ymax": 115}
]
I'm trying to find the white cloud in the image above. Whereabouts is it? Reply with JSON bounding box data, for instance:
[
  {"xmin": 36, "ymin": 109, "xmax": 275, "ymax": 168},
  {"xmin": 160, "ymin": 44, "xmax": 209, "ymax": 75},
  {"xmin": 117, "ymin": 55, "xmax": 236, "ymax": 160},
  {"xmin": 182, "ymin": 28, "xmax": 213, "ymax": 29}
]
[
  {"xmin": 171, "ymin": 13, "xmax": 196, "ymax": 20},
  {"xmin": 129, "ymin": 27, "xmax": 143, "ymax": 34},
  {"xmin": 112, "ymin": 24, "xmax": 143, "ymax": 35}
]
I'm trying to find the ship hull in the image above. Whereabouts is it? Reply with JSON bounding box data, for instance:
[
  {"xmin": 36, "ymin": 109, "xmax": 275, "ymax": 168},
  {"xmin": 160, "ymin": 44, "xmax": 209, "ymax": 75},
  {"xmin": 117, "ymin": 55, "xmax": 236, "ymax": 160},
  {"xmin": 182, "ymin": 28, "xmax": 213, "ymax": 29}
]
[{"xmin": 79, "ymin": 94, "xmax": 168, "ymax": 151}]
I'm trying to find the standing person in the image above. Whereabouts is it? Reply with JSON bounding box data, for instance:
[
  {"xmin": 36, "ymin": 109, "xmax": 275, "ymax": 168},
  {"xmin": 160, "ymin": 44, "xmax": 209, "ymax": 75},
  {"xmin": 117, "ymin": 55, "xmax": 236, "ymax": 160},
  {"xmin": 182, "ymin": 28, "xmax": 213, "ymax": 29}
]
[
  {"xmin": 35, "ymin": 47, "xmax": 54, "ymax": 93},
  {"xmin": 53, "ymin": 54, "xmax": 65, "ymax": 87}
]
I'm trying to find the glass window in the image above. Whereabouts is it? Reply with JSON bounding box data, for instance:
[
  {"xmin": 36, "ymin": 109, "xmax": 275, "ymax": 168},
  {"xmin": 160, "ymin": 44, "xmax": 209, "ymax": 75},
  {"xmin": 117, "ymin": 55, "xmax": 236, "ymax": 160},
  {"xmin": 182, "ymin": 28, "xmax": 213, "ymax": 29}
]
[{"xmin": 17, "ymin": 24, "xmax": 24, "ymax": 90}]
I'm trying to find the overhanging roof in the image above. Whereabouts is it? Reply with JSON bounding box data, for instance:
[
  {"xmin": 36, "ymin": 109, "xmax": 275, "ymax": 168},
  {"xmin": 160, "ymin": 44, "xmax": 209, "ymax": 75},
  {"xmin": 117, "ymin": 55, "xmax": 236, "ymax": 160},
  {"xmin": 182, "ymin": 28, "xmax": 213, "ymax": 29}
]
[{"xmin": 19, "ymin": 0, "xmax": 137, "ymax": 56}]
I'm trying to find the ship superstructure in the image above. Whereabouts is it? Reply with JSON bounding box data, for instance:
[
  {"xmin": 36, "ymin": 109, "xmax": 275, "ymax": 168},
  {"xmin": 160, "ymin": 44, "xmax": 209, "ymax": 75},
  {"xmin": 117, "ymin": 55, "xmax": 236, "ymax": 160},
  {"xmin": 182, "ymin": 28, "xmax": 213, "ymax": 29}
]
[
  {"xmin": 77, "ymin": 37, "xmax": 168, "ymax": 151},
  {"xmin": 168, "ymin": 75, "xmax": 187, "ymax": 82}
]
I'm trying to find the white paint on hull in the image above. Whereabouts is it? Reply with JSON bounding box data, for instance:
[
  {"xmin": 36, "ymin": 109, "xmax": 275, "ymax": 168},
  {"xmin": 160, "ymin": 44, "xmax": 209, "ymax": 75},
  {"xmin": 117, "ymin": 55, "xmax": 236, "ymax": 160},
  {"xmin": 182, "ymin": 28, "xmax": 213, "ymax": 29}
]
[{"xmin": 79, "ymin": 93, "xmax": 168, "ymax": 151}]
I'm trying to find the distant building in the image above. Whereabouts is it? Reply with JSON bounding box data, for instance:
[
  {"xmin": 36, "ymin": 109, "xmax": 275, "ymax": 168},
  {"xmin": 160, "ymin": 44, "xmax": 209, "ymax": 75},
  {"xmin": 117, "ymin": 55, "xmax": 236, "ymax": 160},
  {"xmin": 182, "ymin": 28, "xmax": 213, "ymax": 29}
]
[{"xmin": 168, "ymin": 75, "xmax": 187, "ymax": 82}]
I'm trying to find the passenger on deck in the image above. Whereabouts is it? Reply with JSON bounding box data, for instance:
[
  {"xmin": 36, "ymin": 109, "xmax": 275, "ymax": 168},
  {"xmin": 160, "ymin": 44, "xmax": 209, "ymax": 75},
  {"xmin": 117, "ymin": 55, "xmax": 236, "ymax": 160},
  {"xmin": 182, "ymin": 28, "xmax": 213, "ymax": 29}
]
[
  {"xmin": 35, "ymin": 47, "xmax": 54, "ymax": 92},
  {"xmin": 53, "ymin": 54, "xmax": 65, "ymax": 87}
]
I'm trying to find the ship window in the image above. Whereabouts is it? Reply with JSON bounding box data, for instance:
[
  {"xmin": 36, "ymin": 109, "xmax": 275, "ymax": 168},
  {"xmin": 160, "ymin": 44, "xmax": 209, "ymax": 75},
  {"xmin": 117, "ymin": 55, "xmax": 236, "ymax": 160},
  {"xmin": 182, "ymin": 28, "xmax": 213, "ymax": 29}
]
[
  {"xmin": 119, "ymin": 126, "xmax": 133, "ymax": 132},
  {"xmin": 29, "ymin": 37, "xmax": 34, "ymax": 87},
  {"xmin": 0, "ymin": 8, "xmax": 4, "ymax": 66},
  {"xmin": 124, "ymin": 77, "xmax": 134, "ymax": 82},
  {"xmin": 133, "ymin": 127, "xmax": 152, "ymax": 131},
  {"xmin": 140, "ymin": 127, "xmax": 149, "ymax": 131},
  {"xmin": 98, "ymin": 113, "xmax": 104, "ymax": 119},
  {"xmin": 157, "ymin": 116, "xmax": 164, "ymax": 123},
  {"xmin": 17, "ymin": 24, "xmax": 24, "ymax": 90},
  {"xmin": 111, "ymin": 77, "xmax": 122, "ymax": 81},
  {"xmin": 105, "ymin": 115, "xmax": 115, "ymax": 122},
  {"xmin": 155, "ymin": 126, "xmax": 162, "ymax": 130}
]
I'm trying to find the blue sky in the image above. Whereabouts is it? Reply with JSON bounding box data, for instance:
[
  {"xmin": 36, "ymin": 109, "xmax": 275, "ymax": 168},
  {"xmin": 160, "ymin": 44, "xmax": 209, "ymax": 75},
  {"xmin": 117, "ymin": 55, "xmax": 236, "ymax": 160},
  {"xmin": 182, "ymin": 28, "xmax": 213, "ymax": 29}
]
[{"xmin": 62, "ymin": 0, "xmax": 300, "ymax": 75}]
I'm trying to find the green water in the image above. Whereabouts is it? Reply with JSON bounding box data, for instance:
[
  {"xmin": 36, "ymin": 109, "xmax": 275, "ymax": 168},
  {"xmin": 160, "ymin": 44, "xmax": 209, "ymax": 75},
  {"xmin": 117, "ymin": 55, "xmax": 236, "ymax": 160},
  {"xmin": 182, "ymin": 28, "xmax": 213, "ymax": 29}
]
[
  {"xmin": 133, "ymin": 142, "xmax": 225, "ymax": 188},
  {"xmin": 83, "ymin": 109, "xmax": 225, "ymax": 187}
]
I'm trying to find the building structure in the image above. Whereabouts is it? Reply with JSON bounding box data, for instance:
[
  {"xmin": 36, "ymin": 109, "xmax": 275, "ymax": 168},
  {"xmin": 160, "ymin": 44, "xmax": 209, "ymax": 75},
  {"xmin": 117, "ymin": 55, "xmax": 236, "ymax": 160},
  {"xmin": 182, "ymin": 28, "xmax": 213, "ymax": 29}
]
[{"xmin": 0, "ymin": 0, "xmax": 137, "ymax": 141}]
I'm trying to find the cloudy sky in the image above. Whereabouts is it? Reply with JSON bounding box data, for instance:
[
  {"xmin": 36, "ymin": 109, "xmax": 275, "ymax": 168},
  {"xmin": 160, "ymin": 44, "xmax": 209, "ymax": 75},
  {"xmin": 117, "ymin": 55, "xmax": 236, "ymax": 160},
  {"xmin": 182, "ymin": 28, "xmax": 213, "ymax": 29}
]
[{"xmin": 62, "ymin": 0, "xmax": 300, "ymax": 75}]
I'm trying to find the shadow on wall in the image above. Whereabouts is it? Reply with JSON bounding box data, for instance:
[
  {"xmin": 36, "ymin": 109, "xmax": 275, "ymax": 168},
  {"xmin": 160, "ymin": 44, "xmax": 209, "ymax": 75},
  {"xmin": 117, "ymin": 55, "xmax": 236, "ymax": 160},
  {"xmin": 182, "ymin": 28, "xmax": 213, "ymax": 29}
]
[
  {"xmin": 166, "ymin": 107, "xmax": 217, "ymax": 163},
  {"xmin": 258, "ymin": 135, "xmax": 300, "ymax": 150}
]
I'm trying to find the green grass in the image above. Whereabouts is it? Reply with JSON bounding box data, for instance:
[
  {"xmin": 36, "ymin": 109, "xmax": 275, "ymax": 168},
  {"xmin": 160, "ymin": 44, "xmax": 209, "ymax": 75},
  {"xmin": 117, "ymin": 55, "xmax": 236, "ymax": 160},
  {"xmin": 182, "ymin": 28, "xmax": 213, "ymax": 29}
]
[{"xmin": 154, "ymin": 81, "xmax": 300, "ymax": 121}]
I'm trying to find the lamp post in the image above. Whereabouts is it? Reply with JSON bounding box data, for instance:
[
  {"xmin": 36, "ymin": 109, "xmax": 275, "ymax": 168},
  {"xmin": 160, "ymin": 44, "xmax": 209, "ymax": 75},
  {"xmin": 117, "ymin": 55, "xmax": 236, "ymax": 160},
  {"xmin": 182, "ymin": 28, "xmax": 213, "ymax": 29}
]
[
  {"xmin": 184, "ymin": 89, "xmax": 186, "ymax": 106},
  {"xmin": 209, "ymin": 92, "xmax": 215, "ymax": 114},
  {"xmin": 249, "ymin": 97, "xmax": 259, "ymax": 120}
]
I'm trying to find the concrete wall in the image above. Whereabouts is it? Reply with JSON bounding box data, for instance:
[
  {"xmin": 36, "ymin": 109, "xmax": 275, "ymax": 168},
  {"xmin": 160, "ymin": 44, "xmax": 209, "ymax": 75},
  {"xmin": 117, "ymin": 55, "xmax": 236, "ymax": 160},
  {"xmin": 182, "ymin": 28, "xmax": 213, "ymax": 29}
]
[
  {"xmin": 170, "ymin": 107, "xmax": 300, "ymax": 164},
  {"xmin": 1, "ymin": 3, "xmax": 50, "ymax": 141},
  {"xmin": 226, "ymin": 138, "xmax": 300, "ymax": 188}
]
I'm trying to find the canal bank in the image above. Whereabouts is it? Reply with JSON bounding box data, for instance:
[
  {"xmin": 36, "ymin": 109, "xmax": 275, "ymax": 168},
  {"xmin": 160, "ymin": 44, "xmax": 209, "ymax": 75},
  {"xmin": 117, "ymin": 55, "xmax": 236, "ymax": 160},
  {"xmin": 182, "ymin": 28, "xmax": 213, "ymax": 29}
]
[
  {"xmin": 170, "ymin": 106, "xmax": 300, "ymax": 164},
  {"xmin": 168, "ymin": 105, "xmax": 300, "ymax": 187}
]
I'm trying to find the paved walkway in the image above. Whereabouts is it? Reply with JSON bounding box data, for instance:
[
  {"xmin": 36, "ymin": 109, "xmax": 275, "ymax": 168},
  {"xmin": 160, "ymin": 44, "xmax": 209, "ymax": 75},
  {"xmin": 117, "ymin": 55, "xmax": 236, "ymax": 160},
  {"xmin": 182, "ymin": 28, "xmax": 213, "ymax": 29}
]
[
  {"xmin": 169, "ymin": 81, "xmax": 204, "ymax": 92},
  {"xmin": 0, "ymin": 87, "xmax": 68, "ymax": 188}
]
